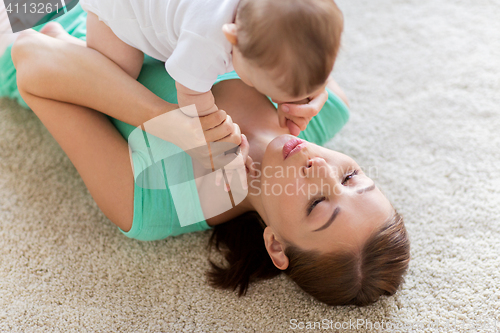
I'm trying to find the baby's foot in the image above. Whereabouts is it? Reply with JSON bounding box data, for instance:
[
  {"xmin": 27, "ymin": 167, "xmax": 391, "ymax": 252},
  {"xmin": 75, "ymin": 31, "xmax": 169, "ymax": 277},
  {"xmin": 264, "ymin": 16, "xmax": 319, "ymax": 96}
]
[
  {"xmin": 40, "ymin": 22, "xmax": 72, "ymax": 41},
  {"xmin": 40, "ymin": 22, "xmax": 65, "ymax": 37},
  {"xmin": 39, "ymin": 22, "xmax": 86, "ymax": 46}
]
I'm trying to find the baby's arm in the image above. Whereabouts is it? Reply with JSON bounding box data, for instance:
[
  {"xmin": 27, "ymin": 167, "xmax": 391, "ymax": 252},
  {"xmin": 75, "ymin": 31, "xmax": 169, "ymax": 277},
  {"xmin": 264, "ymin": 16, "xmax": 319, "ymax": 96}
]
[{"xmin": 175, "ymin": 82, "xmax": 218, "ymax": 116}]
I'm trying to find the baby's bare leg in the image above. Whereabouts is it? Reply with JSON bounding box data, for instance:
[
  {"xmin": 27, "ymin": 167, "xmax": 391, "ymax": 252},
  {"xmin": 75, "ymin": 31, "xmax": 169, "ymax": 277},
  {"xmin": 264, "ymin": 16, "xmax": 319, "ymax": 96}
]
[
  {"xmin": 39, "ymin": 22, "xmax": 86, "ymax": 46},
  {"xmin": 86, "ymin": 12, "xmax": 144, "ymax": 79}
]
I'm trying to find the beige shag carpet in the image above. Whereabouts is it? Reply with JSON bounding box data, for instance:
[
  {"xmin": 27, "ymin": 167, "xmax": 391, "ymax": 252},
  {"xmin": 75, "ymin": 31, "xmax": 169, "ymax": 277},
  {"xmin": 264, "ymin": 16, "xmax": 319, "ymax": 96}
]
[{"xmin": 1, "ymin": 0, "xmax": 500, "ymax": 331}]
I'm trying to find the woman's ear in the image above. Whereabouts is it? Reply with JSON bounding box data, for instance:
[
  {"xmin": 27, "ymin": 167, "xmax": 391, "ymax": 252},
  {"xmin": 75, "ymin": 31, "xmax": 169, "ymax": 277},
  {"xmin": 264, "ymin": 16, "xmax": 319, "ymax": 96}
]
[
  {"xmin": 263, "ymin": 227, "xmax": 289, "ymax": 270},
  {"xmin": 222, "ymin": 23, "xmax": 238, "ymax": 45}
]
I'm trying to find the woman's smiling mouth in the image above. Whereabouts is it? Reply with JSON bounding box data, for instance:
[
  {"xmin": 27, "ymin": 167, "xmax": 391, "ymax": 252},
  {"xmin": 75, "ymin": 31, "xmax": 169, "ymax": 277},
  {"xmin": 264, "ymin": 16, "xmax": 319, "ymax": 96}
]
[{"xmin": 283, "ymin": 137, "xmax": 307, "ymax": 160}]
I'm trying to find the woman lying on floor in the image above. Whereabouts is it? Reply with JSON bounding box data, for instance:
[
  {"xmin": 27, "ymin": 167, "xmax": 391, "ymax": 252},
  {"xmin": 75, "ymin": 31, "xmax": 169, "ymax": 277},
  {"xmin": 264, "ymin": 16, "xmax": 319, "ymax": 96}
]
[{"xmin": 0, "ymin": 6, "xmax": 410, "ymax": 306}]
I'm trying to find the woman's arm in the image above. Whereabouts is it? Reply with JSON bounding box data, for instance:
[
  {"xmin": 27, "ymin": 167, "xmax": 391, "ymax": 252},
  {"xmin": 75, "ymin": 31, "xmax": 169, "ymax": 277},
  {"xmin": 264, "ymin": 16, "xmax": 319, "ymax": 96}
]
[
  {"xmin": 11, "ymin": 30, "xmax": 174, "ymax": 127},
  {"xmin": 176, "ymin": 82, "xmax": 218, "ymax": 116}
]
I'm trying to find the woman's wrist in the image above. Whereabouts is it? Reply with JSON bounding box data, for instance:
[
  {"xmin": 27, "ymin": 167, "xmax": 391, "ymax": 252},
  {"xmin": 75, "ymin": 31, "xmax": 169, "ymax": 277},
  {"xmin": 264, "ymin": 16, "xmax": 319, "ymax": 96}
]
[
  {"xmin": 145, "ymin": 98, "xmax": 180, "ymax": 123},
  {"xmin": 176, "ymin": 82, "xmax": 218, "ymax": 116}
]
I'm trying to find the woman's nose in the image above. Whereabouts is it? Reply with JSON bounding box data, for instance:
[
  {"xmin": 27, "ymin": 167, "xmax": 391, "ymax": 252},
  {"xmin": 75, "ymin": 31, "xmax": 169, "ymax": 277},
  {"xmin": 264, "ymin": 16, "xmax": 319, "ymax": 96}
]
[
  {"xmin": 303, "ymin": 157, "xmax": 341, "ymax": 197},
  {"xmin": 304, "ymin": 157, "xmax": 336, "ymax": 181}
]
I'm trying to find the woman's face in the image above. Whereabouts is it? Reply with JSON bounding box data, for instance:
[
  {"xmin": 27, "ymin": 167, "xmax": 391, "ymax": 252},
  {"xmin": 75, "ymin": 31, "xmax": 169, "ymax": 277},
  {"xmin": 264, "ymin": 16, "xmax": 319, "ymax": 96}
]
[{"xmin": 259, "ymin": 134, "xmax": 394, "ymax": 253}]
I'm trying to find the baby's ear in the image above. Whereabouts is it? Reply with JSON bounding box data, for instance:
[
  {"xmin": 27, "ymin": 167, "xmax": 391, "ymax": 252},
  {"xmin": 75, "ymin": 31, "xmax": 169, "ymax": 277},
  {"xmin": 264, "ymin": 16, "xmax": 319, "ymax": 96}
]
[{"xmin": 222, "ymin": 23, "xmax": 238, "ymax": 45}]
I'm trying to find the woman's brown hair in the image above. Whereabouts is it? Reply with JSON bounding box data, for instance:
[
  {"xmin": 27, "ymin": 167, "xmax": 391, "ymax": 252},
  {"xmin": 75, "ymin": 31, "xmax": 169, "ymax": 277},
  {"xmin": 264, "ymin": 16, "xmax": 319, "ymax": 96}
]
[{"xmin": 207, "ymin": 211, "xmax": 410, "ymax": 306}]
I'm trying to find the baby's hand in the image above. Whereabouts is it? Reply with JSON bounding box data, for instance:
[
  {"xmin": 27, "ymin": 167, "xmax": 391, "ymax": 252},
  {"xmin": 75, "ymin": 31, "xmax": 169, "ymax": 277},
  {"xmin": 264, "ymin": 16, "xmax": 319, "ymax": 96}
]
[{"xmin": 277, "ymin": 88, "xmax": 329, "ymax": 136}]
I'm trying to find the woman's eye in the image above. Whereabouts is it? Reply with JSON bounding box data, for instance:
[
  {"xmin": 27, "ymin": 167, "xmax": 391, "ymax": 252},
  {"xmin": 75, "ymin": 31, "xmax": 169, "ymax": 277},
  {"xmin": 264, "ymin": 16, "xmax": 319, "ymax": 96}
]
[
  {"xmin": 307, "ymin": 196, "xmax": 326, "ymax": 215},
  {"xmin": 342, "ymin": 169, "xmax": 359, "ymax": 185}
]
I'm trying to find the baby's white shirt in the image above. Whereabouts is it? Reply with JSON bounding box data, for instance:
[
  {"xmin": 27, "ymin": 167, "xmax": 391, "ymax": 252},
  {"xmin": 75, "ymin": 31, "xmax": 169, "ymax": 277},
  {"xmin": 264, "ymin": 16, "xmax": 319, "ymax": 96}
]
[{"xmin": 80, "ymin": 0, "xmax": 238, "ymax": 92}]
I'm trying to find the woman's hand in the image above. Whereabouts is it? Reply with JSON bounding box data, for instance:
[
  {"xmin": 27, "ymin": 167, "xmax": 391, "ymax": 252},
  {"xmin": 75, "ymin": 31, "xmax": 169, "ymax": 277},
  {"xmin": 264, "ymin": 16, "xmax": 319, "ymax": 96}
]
[
  {"xmin": 176, "ymin": 82, "xmax": 218, "ymax": 116},
  {"xmin": 214, "ymin": 134, "xmax": 251, "ymax": 192},
  {"xmin": 175, "ymin": 82, "xmax": 244, "ymax": 169},
  {"xmin": 277, "ymin": 88, "xmax": 329, "ymax": 136},
  {"xmin": 142, "ymin": 106, "xmax": 242, "ymax": 170}
]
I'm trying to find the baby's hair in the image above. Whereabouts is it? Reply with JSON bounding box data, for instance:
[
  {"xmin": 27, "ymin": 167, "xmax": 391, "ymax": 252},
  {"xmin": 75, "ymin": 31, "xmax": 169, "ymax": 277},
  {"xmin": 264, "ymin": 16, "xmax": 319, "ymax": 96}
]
[{"xmin": 236, "ymin": 0, "xmax": 344, "ymax": 97}]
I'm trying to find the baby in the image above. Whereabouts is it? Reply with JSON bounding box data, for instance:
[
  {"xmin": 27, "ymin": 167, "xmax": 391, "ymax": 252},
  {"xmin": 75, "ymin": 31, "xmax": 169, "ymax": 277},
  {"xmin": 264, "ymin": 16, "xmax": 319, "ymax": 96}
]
[{"xmin": 80, "ymin": 0, "xmax": 343, "ymax": 138}]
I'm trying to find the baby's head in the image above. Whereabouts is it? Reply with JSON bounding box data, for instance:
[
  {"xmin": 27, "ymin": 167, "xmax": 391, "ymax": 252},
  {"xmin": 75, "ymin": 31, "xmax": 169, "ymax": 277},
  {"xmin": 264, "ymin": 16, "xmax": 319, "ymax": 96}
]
[{"xmin": 223, "ymin": 0, "xmax": 344, "ymax": 103}]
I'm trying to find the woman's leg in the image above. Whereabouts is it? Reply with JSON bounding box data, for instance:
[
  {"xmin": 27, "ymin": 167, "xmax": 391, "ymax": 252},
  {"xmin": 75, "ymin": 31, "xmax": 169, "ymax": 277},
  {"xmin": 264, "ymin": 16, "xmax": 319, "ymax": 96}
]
[
  {"xmin": 38, "ymin": 22, "xmax": 86, "ymax": 46},
  {"xmin": 17, "ymin": 81, "xmax": 135, "ymax": 232},
  {"xmin": 11, "ymin": 29, "xmax": 172, "ymax": 127}
]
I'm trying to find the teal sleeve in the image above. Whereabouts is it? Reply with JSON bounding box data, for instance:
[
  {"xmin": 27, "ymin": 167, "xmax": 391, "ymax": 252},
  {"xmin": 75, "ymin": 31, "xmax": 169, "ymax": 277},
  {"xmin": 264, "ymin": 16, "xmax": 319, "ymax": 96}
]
[{"xmin": 297, "ymin": 90, "xmax": 350, "ymax": 146}]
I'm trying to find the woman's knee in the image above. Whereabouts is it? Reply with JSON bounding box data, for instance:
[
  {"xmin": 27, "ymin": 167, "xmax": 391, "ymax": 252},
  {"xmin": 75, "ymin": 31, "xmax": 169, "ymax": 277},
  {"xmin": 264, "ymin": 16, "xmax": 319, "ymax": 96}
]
[
  {"xmin": 12, "ymin": 31, "xmax": 57, "ymax": 94},
  {"xmin": 11, "ymin": 29, "xmax": 39, "ymax": 68},
  {"xmin": 11, "ymin": 31, "xmax": 35, "ymax": 95}
]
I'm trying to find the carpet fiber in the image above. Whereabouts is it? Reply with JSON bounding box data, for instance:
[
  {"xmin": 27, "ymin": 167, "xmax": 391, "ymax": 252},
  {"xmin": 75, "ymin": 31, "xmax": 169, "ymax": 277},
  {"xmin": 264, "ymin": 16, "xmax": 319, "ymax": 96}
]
[{"xmin": 1, "ymin": 0, "xmax": 499, "ymax": 331}]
